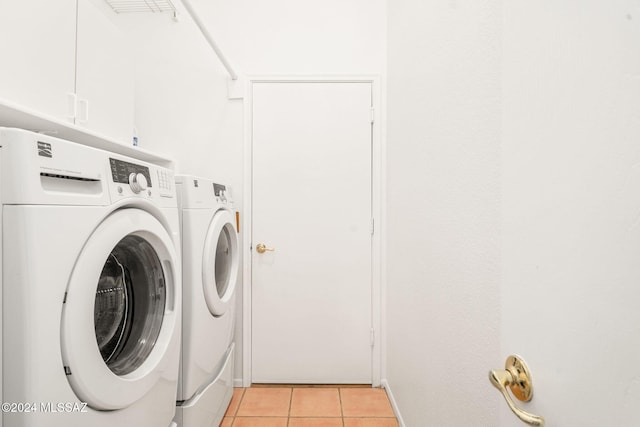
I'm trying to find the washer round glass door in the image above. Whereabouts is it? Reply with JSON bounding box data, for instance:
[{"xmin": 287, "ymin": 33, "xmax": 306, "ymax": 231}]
[
  {"xmin": 202, "ymin": 209, "xmax": 239, "ymax": 316},
  {"xmin": 61, "ymin": 209, "xmax": 179, "ymax": 410},
  {"xmin": 95, "ymin": 235, "xmax": 165, "ymax": 376}
]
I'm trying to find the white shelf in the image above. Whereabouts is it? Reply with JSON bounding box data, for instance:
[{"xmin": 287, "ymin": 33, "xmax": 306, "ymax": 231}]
[
  {"xmin": 104, "ymin": 0, "xmax": 176, "ymax": 14},
  {"xmin": 0, "ymin": 98, "xmax": 174, "ymax": 168}
]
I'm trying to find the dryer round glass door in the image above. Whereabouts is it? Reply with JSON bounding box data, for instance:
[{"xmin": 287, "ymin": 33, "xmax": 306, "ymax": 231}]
[
  {"xmin": 202, "ymin": 209, "xmax": 239, "ymax": 316},
  {"xmin": 61, "ymin": 209, "xmax": 180, "ymax": 411},
  {"xmin": 214, "ymin": 225, "xmax": 233, "ymax": 296}
]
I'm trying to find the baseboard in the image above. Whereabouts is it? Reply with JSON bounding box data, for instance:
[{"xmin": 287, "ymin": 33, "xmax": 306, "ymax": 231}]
[
  {"xmin": 233, "ymin": 378, "xmax": 244, "ymax": 388},
  {"xmin": 381, "ymin": 379, "xmax": 406, "ymax": 427}
]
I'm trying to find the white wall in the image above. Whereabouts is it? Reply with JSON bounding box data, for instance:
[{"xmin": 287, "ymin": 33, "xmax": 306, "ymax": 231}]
[
  {"xmin": 118, "ymin": 3, "xmax": 243, "ymax": 182},
  {"xmin": 386, "ymin": 1, "xmax": 501, "ymax": 425},
  {"xmin": 502, "ymin": 1, "xmax": 640, "ymax": 425},
  {"xmin": 126, "ymin": 0, "xmax": 386, "ymax": 382},
  {"xmin": 193, "ymin": 0, "xmax": 387, "ymax": 75}
]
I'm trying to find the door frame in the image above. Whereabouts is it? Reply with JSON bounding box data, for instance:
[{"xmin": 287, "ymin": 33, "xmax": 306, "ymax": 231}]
[{"xmin": 242, "ymin": 76, "xmax": 385, "ymax": 387}]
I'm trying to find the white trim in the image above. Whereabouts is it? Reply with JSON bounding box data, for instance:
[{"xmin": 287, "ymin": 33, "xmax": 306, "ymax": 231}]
[
  {"xmin": 379, "ymin": 74, "xmax": 388, "ymax": 383},
  {"xmin": 382, "ymin": 379, "xmax": 407, "ymax": 427},
  {"xmin": 370, "ymin": 76, "xmax": 383, "ymax": 388},
  {"xmin": 242, "ymin": 78, "xmax": 253, "ymax": 387},
  {"xmin": 242, "ymin": 75, "xmax": 384, "ymax": 387}
]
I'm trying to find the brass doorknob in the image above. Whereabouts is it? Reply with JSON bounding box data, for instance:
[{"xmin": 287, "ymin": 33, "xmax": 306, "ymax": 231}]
[
  {"xmin": 256, "ymin": 243, "xmax": 275, "ymax": 254},
  {"xmin": 489, "ymin": 355, "xmax": 545, "ymax": 426}
]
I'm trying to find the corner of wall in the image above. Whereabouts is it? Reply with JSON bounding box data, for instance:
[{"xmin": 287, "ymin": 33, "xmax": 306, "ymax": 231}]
[{"xmin": 381, "ymin": 379, "xmax": 407, "ymax": 427}]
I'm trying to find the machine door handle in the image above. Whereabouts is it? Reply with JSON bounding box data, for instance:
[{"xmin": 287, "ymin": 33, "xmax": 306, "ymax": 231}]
[
  {"xmin": 256, "ymin": 243, "xmax": 275, "ymax": 254},
  {"xmin": 489, "ymin": 355, "xmax": 545, "ymax": 426}
]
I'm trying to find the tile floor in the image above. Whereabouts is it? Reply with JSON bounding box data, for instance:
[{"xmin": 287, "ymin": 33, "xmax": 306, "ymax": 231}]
[{"xmin": 221, "ymin": 386, "xmax": 398, "ymax": 427}]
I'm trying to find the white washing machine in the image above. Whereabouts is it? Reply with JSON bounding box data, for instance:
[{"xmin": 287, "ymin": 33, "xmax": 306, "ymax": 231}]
[
  {"xmin": 174, "ymin": 175, "xmax": 239, "ymax": 427},
  {"xmin": 1, "ymin": 127, "xmax": 182, "ymax": 427}
]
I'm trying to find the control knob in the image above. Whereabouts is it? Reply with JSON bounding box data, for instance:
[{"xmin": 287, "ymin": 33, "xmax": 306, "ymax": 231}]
[{"xmin": 129, "ymin": 173, "xmax": 148, "ymax": 194}]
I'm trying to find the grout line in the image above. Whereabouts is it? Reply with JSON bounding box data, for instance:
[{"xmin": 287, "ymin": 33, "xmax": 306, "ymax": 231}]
[
  {"xmin": 337, "ymin": 387, "xmax": 345, "ymax": 427},
  {"xmin": 287, "ymin": 387, "xmax": 293, "ymax": 427},
  {"xmin": 231, "ymin": 387, "xmax": 246, "ymax": 418},
  {"xmin": 236, "ymin": 387, "xmax": 246, "ymax": 417},
  {"xmin": 338, "ymin": 387, "xmax": 345, "ymax": 427}
]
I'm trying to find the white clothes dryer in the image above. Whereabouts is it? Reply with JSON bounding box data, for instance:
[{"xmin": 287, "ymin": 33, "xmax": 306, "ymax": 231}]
[
  {"xmin": 174, "ymin": 175, "xmax": 239, "ymax": 427},
  {"xmin": 1, "ymin": 128, "xmax": 182, "ymax": 427}
]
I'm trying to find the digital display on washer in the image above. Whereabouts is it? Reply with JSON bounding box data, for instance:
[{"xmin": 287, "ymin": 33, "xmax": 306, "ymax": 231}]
[
  {"xmin": 109, "ymin": 158, "xmax": 152, "ymax": 186},
  {"xmin": 213, "ymin": 183, "xmax": 226, "ymax": 196}
]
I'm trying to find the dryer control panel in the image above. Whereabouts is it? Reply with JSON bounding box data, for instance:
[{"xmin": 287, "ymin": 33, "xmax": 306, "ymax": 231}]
[
  {"xmin": 213, "ymin": 183, "xmax": 227, "ymax": 201},
  {"xmin": 213, "ymin": 182, "xmax": 233, "ymax": 206},
  {"xmin": 175, "ymin": 175, "xmax": 232, "ymax": 209}
]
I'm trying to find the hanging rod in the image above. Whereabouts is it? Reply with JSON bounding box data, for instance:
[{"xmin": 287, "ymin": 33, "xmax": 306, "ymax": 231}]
[{"xmin": 180, "ymin": 0, "xmax": 238, "ymax": 80}]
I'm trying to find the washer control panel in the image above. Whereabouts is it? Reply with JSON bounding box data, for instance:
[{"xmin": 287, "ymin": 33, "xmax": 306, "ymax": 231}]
[
  {"xmin": 129, "ymin": 172, "xmax": 148, "ymax": 193},
  {"xmin": 110, "ymin": 158, "xmax": 152, "ymax": 188},
  {"xmin": 108, "ymin": 157, "xmax": 175, "ymax": 202},
  {"xmin": 157, "ymin": 169, "xmax": 174, "ymax": 196}
]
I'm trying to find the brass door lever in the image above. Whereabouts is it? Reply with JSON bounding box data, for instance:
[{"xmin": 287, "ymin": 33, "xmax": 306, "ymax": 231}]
[
  {"xmin": 489, "ymin": 355, "xmax": 545, "ymax": 426},
  {"xmin": 256, "ymin": 243, "xmax": 275, "ymax": 254}
]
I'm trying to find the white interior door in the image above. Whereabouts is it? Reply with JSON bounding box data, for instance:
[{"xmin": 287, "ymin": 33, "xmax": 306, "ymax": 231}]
[{"xmin": 251, "ymin": 81, "xmax": 373, "ymax": 384}]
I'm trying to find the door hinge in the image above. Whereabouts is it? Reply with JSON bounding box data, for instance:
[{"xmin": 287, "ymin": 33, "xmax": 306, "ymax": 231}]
[
  {"xmin": 370, "ymin": 218, "xmax": 375, "ymax": 235},
  {"xmin": 370, "ymin": 107, "xmax": 375, "ymax": 124},
  {"xmin": 370, "ymin": 328, "xmax": 375, "ymax": 347}
]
